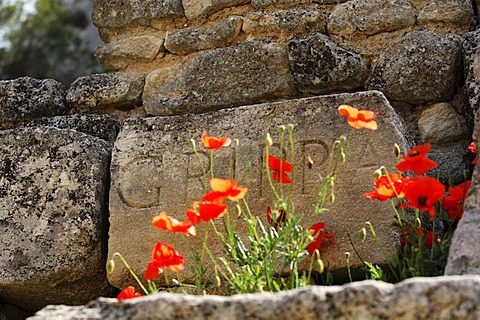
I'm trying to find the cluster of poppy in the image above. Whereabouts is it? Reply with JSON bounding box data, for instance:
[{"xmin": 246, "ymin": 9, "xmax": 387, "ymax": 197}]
[
  {"xmin": 117, "ymin": 104, "xmax": 385, "ymax": 298},
  {"xmin": 363, "ymin": 141, "xmax": 473, "ymax": 247},
  {"xmin": 364, "ymin": 142, "xmax": 472, "ymax": 220},
  {"xmin": 117, "ymin": 105, "xmax": 474, "ymax": 299},
  {"xmin": 338, "ymin": 104, "xmax": 473, "ymax": 248}
]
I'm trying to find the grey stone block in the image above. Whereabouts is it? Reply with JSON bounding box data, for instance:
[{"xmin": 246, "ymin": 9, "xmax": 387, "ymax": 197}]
[
  {"xmin": 288, "ymin": 33, "xmax": 367, "ymax": 94},
  {"xmin": 367, "ymin": 31, "xmax": 462, "ymax": 105},
  {"xmin": 0, "ymin": 77, "xmax": 69, "ymax": 129},
  {"xmin": 0, "ymin": 127, "xmax": 114, "ymax": 311}
]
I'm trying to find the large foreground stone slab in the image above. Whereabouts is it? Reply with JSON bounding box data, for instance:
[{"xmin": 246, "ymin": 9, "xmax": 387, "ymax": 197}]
[
  {"xmin": 108, "ymin": 91, "xmax": 409, "ymax": 289},
  {"xmin": 0, "ymin": 127, "xmax": 113, "ymax": 311},
  {"xmin": 31, "ymin": 276, "xmax": 480, "ymax": 320}
]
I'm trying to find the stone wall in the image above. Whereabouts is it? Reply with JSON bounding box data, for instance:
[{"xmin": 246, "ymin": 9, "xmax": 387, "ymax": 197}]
[{"xmin": 1, "ymin": 0, "xmax": 480, "ymax": 318}]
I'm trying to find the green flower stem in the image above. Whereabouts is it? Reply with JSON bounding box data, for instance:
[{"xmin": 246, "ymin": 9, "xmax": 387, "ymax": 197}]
[
  {"xmin": 191, "ymin": 143, "xmax": 208, "ymax": 193},
  {"xmin": 389, "ymin": 198, "xmax": 403, "ymax": 227},
  {"xmin": 209, "ymin": 150, "xmax": 214, "ymax": 179},
  {"xmin": 366, "ymin": 222, "xmax": 400, "ymax": 282},
  {"xmin": 347, "ymin": 232, "xmax": 366, "ymax": 264},
  {"xmin": 278, "ymin": 127, "xmax": 285, "ymax": 198},
  {"xmin": 112, "ymin": 252, "xmax": 149, "ymax": 295},
  {"xmin": 345, "ymin": 253, "xmax": 353, "ymax": 283},
  {"xmin": 231, "ymin": 139, "xmax": 238, "ymax": 179}
]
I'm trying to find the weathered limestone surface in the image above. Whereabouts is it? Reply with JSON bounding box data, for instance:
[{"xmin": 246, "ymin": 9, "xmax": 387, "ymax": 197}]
[
  {"xmin": 164, "ymin": 16, "xmax": 243, "ymax": 55},
  {"xmin": 95, "ymin": 36, "xmax": 165, "ymax": 71},
  {"xmin": 417, "ymin": 0, "xmax": 474, "ymax": 30},
  {"xmin": 182, "ymin": 0, "xmax": 249, "ymax": 20},
  {"xmin": 418, "ymin": 102, "xmax": 469, "ymax": 144},
  {"xmin": 327, "ymin": 0, "xmax": 416, "ymax": 36},
  {"xmin": 92, "ymin": 0, "xmax": 184, "ymax": 30},
  {"xmin": 67, "ymin": 72, "xmax": 144, "ymax": 112},
  {"xmin": 143, "ymin": 41, "xmax": 295, "ymax": 115},
  {"xmin": 428, "ymin": 143, "xmax": 472, "ymax": 185},
  {"xmin": 288, "ymin": 33, "xmax": 367, "ymax": 94},
  {"xmin": 0, "ymin": 127, "xmax": 114, "ymax": 311},
  {"xmin": 108, "ymin": 90, "xmax": 410, "ymax": 289},
  {"xmin": 243, "ymin": 8, "xmax": 327, "ymax": 36},
  {"xmin": 31, "ymin": 276, "xmax": 480, "ymax": 320},
  {"xmin": 24, "ymin": 114, "xmax": 121, "ymax": 145},
  {"xmin": 367, "ymin": 31, "xmax": 462, "ymax": 105},
  {"xmin": 0, "ymin": 77, "xmax": 69, "ymax": 129}
]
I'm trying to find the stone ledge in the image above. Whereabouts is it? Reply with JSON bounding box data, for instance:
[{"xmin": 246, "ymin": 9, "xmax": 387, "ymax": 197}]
[{"xmin": 30, "ymin": 275, "xmax": 480, "ymax": 319}]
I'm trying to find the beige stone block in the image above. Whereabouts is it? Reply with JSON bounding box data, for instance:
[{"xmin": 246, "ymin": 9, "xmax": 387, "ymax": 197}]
[
  {"xmin": 143, "ymin": 41, "xmax": 295, "ymax": 116},
  {"xmin": 108, "ymin": 91, "xmax": 409, "ymax": 289}
]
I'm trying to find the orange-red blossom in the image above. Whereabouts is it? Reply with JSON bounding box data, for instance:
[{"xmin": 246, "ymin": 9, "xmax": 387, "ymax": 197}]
[
  {"xmin": 117, "ymin": 286, "xmax": 142, "ymax": 300},
  {"xmin": 267, "ymin": 155, "xmax": 293, "ymax": 184},
  {"xmin": 201, "ymin": 130, "xmax": 231, "ymax": 149},
  {"xmin": 395, "ymin": 143, "xmax": 438, "ymax": 175},
  {"xmin": 152, "ymin": 211, "xmax": 196, "ymax": 236},
  {"xmin": 338, "ymin": 104, "xmax": 378, "ymax": 130},
  {"xmin": 144, "ymin": 242, "xmax": 185, "ymax": 280},
  {"xmin": 203, "ymin": 178, "xmax": 248, "ymax": 204},
  {"xmin": 363, "ymin": 173, "xmax": 407, "ymax": 201}
]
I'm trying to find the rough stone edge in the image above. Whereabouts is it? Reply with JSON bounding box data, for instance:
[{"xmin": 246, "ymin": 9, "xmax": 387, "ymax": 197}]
[{"xmin": 30, "ymin": 275, "xmax": 480, "ymax": 319}]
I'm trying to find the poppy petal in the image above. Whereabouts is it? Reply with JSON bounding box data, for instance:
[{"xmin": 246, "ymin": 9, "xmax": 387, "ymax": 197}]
[{"xmin": 267, "ymin": 155, "xmax": 293, "ymax": 172}]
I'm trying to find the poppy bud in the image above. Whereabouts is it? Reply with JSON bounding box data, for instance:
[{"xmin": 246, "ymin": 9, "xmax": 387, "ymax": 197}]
[
  {"xmin": 266, "ymin": 133, "xmax": 273, "ymax": 147},
  {"xmin": 344, "ymin": 252, "xmax": 351, "ymax": 260},
  {"xmin": 393, "ymin": 144, "xmax": 401, "ymax": 157},
  {"xmin": 188, "ymin": 138, "xmax": 196, "ymax": 150},
  {"xmin": 215, "ymin": 274, "xmax": 222, "ymax": 287},
  {"xmin": 374, "ymin": 168, "xmax": 383, "ymax": 180},
  {"xmin": 339, "ymin": 135, "xmax": 347, "ymax": 146},
  {"xmin": 287, "ymin": 123, "xmax": 294, "ymax": 134},
  {"xmin": 107, "ymin": 259, "xmax": 115, "ymax": 274},
  {"xmin": 278, "ymin": 125, "xmax": 286, "ymax": 134},
  {"xmin": 358, "ymin": 227, "xmax": 367, "ymax": 243},
  {"xmin": 329, "ymin": 193, "xmax": 335, "ymax": 203},
  {"xmin": 307, "ymin": 155, "xmax": 314, "ymax": 169},
  {"xmin": 235, "ymin": 203, "xmax": 242, "ymax": 217},
  {"xmin": 316, "ymin": 258, "xmax": 324, "ymax": 274},
  {"xmin": 415, "ymin": 217, "xmax": 421, "ymax": 228},
  {"xmin": 326, "ymin": 272, "xmax": 334, "ymax": 285}
]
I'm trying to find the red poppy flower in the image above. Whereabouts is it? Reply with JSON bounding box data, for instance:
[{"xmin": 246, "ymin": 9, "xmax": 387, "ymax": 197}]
[
  {"xmin": 192, "ymin": 201, "xmax": 227, "ymax": 222},
  {"xmin": 117, "ymin": 286, "xmax": 142, "ymax": 300},
  {"xmin": 152, "ymin": 211, "xmax": 196, "ymax": 236},
  {"xmin": 363, "ymin": 173, "xmax": 407, "ymax": 201},
  {"xmin": 401, "ymin": 227, "xmax": 438, "ymax": 248},
  {"xmin": 395, "ymin": 143, "xmax": 438, "ymax": 174},
  {"xmin": 203, "ymin": 178, "xmax": 248, "ymax": 203},
  {"xmin": 266, "ymin": 206, "xmax": 287, "ymax": 229},
  {"xmin": 201, "ymin": 130, "xmax": 231, "ymax": 150},
  {"xmin": 307, "ymin": 222, "xmax": 333, "ymax": 255},
  {"xmin": 468, "ymin": 142, "xmax": 478, "ymax": 165},
  {"xmin": 267, "ymin": 155, "xmax": 293, "ymax": 184},
  {"xmin": 400, "ymin": 176, "xmax": 446, "ymax": 220},
  {"xmin": 338, "ymin": 104, "xmax": 378, "ymax": 130},
  {"xmin": 144, "ymin": 242, "xmax": 185, "ymax": 280},
  {"xmin": 442, "ymin": 180, "xmax": 472, "ymax": 221},
  {"xmin": 185, "ymin": 208, "xmax": 202, "ymax": 225},
  {"xmin": 144, "ymin": 260, "xmax": 164, "ymax": 281}
]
